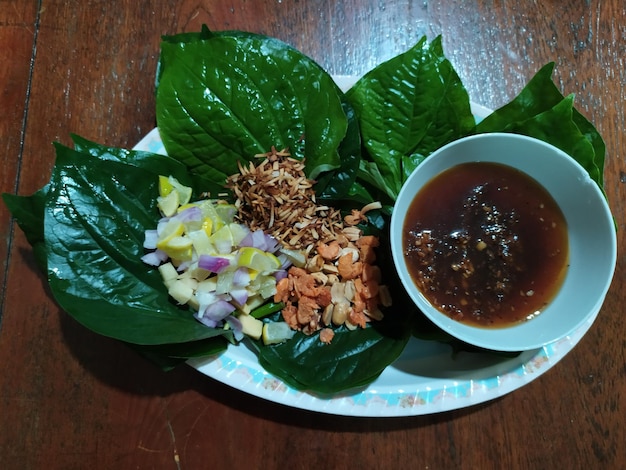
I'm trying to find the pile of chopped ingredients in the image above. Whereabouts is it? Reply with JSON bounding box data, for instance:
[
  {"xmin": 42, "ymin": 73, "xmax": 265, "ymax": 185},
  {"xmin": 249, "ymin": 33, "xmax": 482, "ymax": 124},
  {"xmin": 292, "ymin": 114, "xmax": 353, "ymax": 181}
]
[
  {"xmin": 228, "ymin": 148, "xmax": 392, "ymax": 343},
  {"xmin": 141, "ymin": 148, "xmax": 391, "ymax": 345}
]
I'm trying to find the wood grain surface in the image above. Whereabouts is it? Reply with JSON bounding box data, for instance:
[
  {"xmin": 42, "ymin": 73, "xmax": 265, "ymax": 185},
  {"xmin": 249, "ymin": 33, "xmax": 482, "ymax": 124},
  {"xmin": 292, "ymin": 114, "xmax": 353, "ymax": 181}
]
[{"xmin": 1, "ymin": 1, "xmax": 624, "ymax": 468}]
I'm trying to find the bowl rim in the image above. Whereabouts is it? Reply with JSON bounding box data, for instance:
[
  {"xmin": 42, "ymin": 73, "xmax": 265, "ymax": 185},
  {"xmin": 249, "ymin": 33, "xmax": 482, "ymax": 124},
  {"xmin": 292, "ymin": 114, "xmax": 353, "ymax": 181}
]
[{"xmin": 390, "ymin": 132, "xmax": 617, "ymax": 351}]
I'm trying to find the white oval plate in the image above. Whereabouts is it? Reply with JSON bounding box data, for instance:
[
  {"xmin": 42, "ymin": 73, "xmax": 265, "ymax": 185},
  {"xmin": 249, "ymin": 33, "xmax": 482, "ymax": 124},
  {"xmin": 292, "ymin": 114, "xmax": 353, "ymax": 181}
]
[{"xmin": 133, "ymin": 76, "xmax": 595, "ymax": 417}]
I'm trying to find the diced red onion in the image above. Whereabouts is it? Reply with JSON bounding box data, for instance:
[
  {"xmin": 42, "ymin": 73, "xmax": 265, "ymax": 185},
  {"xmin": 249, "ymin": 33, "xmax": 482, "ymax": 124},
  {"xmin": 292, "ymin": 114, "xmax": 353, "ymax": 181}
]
[
  {"xmin": 217, "ymin": 293, "xmax": 232, "ymax": 302},
  {"xmin": 194, "ymin": 312, "xmax": 218, "ymax": 328},
  {"xmin": 232, "ymin": 267, "xmax": 250, "ymax": 287},
  {"xmin": 213, "ymin": 238, "xmax": 233, "ymax": 254},
  {"xmin": 141, "ymin": 249, "xmax": 168, "ymax": 266},
  {"xmin": 143, "ymin": 229, "xmax": 158, "ymax": 249},
  {"xmin": 274, "ymin": 269, "xmax": 288, "ymax": 281},
  {"xmin": 225, "ymin": 315, "xmax": 244, "ymax": 341},
  {"xmin": 276, "ymin": 253, "xmax": 292, "ymax": 270},
  {"xmin": 156, "ymin": 217, "xmax": 170, "ymax": 236},
  {"xmin": 196, "ymin": 291, "xmax": 217, "ymax": 311},
  {"xmin": 175, "ymin": 206, "xmax": 202, "ymax": 223},
  {"xmin": 240, "ymin": 229, "xmax": 279, "ymax": 253},
  {"xmin": 263, "ymin": 234, "xmax": 279, "ymax": 253},
  {"xmin": 203, "ymin": 299, "xmax": 236, "ymax": 321},
  {"xmin": 230, "ymin": 288, "xmax": 249, "ymax": 306},
  {"xmin": 176, "ymin": 260, "xmax": 192, "ymax": 272},
  {"xmin": 239, "ymin": 230, "xmax": 257, "ymax": 248},
  {"xmin": 198, "ymin": 254, "xmax": 231, "ymax": 273}
]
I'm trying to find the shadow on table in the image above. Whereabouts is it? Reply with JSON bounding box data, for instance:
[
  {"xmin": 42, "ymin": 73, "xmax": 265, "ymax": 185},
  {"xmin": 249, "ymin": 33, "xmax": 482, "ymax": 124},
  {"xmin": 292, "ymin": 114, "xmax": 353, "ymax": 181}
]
[{"xmin": 59, "ymin": 312, "xmax": 502, "ymax": 432}]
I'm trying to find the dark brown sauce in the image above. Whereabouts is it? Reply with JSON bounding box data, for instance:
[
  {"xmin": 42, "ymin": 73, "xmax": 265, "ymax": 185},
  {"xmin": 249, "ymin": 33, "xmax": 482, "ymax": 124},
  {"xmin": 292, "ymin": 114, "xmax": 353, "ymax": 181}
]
[{"xmin": 403, "ymin": 161, "xmax": 568, "ymax": 328}]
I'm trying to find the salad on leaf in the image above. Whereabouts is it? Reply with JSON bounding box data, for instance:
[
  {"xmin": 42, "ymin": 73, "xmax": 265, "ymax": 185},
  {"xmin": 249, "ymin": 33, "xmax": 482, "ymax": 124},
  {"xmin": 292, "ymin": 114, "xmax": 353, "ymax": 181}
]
[{"xmin": 2, "ymin": 26, "xmax": 605, "ymax": 394}]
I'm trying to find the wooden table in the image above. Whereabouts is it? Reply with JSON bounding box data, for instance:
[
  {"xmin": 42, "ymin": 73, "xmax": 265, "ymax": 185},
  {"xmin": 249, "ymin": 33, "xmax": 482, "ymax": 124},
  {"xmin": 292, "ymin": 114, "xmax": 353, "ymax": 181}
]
[{"xmin": 1, "ymin": 1, "xmax": 624, "ymax": 468}]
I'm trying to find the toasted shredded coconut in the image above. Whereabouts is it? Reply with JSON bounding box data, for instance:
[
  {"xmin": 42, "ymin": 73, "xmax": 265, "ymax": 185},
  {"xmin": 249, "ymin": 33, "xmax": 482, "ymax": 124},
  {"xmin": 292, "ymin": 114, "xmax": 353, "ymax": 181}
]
[{"xmin": 226, "ymin": 147, "xmax": 345, "ymax": 250}]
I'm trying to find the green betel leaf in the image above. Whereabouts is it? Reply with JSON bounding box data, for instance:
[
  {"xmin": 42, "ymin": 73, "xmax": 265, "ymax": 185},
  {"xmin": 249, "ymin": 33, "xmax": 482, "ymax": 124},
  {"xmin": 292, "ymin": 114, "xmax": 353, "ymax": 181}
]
[
  {"xmin": 43, "ymin": 144, "xmax": 232, "ymax": 345},
  {"xmin": 505, "ymin": 96, "xmax": 600, "ymax": 184},
  {"xmin": 256, "ymin": 322, "xmax": 410, "ymax": 394},
  {"xmin": 70, "ymin": 134, "xmax": 227, "ymax": 198},
  {"xmin": 314, "ymin": 97, "xmax": 364, "ymax": 202},
  {"xmin": 475, "ymin": 63, "xmax": 564, "ymax": 130},
  {"xmin": 156, "ymin": 30, "xmax": 348, "ymax": 185},
  {"xmin": 130, "ymin": 336, "xmax": 230, "ymax": 371},
  {"xmin": 476, "ymin": 63, "xmax": 605, "ymax": 188},
  {"xmin": 71, "ymin": 134, "xmax": 189, "ymax": 174},
  {"xmin": 571, "ymin": 109, "xmax": 606, "ymax": 187},
  {"xmin": 133, "ymin": 336, "xmax": 229, "ymax": 362},
  {"xmin": 2, "ymin": 188, "xmax": 49, "ymax": 270},
  {"xmin": 346, "ymin": 36, "xmax": 475, "ymax": 198}
]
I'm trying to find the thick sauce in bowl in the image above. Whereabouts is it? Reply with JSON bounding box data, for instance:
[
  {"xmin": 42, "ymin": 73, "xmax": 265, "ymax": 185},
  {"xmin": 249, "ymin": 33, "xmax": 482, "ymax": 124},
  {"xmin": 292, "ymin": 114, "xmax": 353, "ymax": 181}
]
[{"xmin": 403, "ymin": 161, "xmax": 568, "ymax": 328}]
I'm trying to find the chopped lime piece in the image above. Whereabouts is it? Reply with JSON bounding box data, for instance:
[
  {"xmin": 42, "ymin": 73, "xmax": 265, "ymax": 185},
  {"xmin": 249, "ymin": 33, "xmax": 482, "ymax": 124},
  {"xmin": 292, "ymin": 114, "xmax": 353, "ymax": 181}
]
[
  {"xmin": 159, "ymin": 235, "xmax": 193, "ymax": 261},
  {"xmin": 228, "ymin": 222, "xmax": 250, "ymax": 246},
  {"xmin": 201, "ymin": 218, "xmax": 214, "ymax": 237},
  {"xmin": 187, "ymin": 229, "xmax": 214, "ymax": 255},
  {"xmin": 237, "ymin": 247, "xmax": 281, "ymax": 273},
  {"xmin": 262, "ymin": 322, "xmax": 296, "ymax": 345},
  {"xmin": 158, "ymin": 175, "xmax": 174, "ymax": 197},
  {"xmin": 215, "ymin": 204, "xmax": 238, "ymax": 224},
  {"xmin": 210, "ymin": 225, "xmax": 234, "ymax": 254},
  {"xmin": 168, "ymin": 176, "xmax": 192, "ymax": 206},
  {"xmin": 279, "ymin": 248, "xmax": 307, "ymax": 268},
  {"xmin": 157, "ymin": 190, "xmax": 180, "ymax": 217},
  {"xmin": 157, "ymin": 219, "xmax": 185, "ymax": 246},
  {"xmin": 196, "ymin": 200, "xmax": 225, "ymax": 233}
]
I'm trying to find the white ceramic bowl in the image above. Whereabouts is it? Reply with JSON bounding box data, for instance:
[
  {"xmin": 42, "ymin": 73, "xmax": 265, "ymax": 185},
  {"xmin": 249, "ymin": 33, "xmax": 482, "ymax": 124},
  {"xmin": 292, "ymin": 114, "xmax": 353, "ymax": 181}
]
[{"xmin": 390, "ymin": 133, "xmax": 617, "ymax": 351}]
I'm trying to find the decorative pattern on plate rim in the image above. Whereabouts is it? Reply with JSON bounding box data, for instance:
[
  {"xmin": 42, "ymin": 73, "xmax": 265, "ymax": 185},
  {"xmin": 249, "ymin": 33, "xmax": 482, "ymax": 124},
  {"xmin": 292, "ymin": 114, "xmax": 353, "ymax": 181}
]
[{"xmin": 185, "ymin": 316, "xmax": 591, "ymax": 417}]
